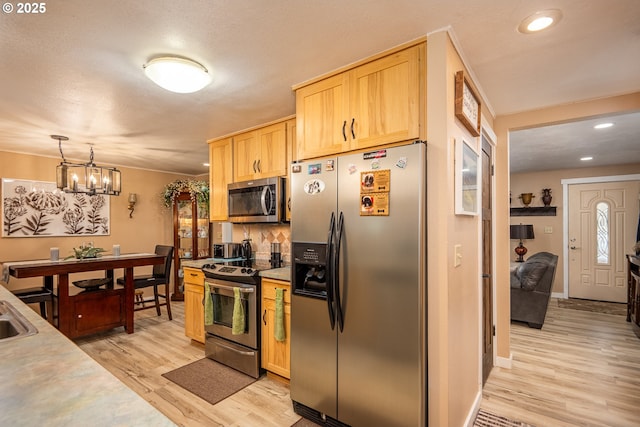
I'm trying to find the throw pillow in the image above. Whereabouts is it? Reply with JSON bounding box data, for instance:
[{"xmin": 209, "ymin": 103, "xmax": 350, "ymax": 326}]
[{"xmin": 518, "ymin": 261, "xmax": 549, "ymax": 291}]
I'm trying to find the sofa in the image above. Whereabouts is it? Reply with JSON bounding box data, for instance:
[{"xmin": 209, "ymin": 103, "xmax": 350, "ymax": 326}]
[{"xmin": 510, "ymin": 251, "xmax": 558, "ymax": 329}]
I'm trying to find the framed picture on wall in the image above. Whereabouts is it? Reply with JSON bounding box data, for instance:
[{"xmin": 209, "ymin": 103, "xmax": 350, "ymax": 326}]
[
  {"xmin": 454, "ymin": 70, "xmax": 481, "ymax": 137},
  {"xmin": 455, "ymin": 139, "xmax": 479, "ymax": 216},
  {"xmin": 2, "ymin": 178, "xmax": 110, "ymax": 237}
]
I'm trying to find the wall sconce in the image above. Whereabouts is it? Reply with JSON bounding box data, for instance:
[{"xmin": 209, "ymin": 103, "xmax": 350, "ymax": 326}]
[{"xmin": 128, "ymin": 193, "xmax": 137, "ymax": 218}]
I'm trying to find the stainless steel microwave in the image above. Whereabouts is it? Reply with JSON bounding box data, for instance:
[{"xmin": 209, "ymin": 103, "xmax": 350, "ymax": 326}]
[{"xmin": 227, "ymin": 177, "xmax": 284, "ymax": 223}]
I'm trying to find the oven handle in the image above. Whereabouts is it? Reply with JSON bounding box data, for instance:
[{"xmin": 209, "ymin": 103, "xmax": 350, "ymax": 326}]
[
  {"xmin": 212, "ymin": 339, "xmax": 256, "ymax": 356},
  {"xmin": 208, "ymin": 282, "xmax": 254, "ymax": 294}
]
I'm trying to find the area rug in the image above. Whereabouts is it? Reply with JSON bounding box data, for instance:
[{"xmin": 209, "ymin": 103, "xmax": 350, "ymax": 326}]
[
  {"xmin": 556, "ymin": 298, "xmax": 627, "ymax": 316},
  {"xmin": 162, "ymin": 358, "xmax": 256, "ymax": 406},
  {"xmin": 474, "ymin": 409, "xmax": 535, "ymax": 427}
]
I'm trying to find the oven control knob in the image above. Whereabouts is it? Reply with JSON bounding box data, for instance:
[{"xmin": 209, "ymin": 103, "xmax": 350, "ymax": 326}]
[
  {"xmin": 240, "ymin": 268, "xmax": 247, "ymax": 274},
  {"xmin": 246, "ymin": 268, "xmax": 253, "ymax": 275}
]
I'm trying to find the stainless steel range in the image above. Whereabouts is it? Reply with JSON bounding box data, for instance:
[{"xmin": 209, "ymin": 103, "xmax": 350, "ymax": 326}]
[{"xmin": 202, "ymin": 262, "xmax": 262, "ymax": 378}]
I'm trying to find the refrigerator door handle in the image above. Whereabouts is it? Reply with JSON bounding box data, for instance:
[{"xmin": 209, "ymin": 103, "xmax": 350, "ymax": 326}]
[
  {"xmin": 326, "ymin": 212, "xmax": 336, "ymax": 330},
  {"xmin": 334, "ymin": 211, "xmax": 345, "ymax": 332}
]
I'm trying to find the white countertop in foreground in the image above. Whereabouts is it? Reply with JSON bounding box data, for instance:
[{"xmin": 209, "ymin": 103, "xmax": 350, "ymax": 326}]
[{"xmin": 0, "ymin": 285, "xmax": 176, "ymax": 427}]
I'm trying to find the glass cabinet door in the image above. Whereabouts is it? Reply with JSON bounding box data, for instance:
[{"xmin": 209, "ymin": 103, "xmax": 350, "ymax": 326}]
[{"xmin": 173, "ymin": 192, "xmax": 209, "ymax": 301}]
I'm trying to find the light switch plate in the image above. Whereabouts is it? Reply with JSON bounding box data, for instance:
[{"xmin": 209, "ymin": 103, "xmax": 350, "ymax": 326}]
[
  {"xmin": 544, "ymin": 226, "xmax": 553, "ymax": 234},
  {"xmin": 454, "ymin": 244, "xmax": 462, "ymax": 267}
]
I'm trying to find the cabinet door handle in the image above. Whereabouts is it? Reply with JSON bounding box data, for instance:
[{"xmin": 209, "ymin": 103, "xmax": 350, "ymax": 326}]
[
  {"xmin": 257, "ymin": 159, "xmax": 261, "ymax": 173},
  {"xmin": 263, "ymin": 309, "xmax": 267, "ymax": 325},
  {"xmin": 350, "ymin": 118, "xmax": 355, "ymax": 139},
  {"xmin": 252, "ymin": 160, "xmax": 257, "ymax": 173},
  {"xmin": 342, "ymin": 120, "xmax": 347, "ymax": 141}
]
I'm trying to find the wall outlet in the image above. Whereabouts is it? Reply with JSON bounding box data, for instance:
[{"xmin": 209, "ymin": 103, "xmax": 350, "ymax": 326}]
[{"xmin": 544, "ymin": 226, "xmax": 553, "ymax": 234}]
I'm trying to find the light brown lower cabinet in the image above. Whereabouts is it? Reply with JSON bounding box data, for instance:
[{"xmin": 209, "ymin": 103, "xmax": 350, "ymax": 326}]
[
  {"xmin": 183, "ymin": 267, "xmax": 205, "ymax": 343},
  {"xmin": 261, "ymin": 278, "xmax": 291, "ymax": 379}
]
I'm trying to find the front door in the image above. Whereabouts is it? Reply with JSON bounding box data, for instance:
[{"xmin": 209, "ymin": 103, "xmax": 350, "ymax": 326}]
[
  {"xmin": 568, "ymin": 181, "xmax": 640, "ymax": 302},
  {"xmin": 481, "ymin": 136, "xmax": 494, "ymax": 385}
]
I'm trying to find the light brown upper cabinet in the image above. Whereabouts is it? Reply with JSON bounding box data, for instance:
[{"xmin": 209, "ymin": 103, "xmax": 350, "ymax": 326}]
[
  {"xmin": 233, "ymin": 121, "xmax": 288, "ymax": 182},
  {"xmin": 208, "ymin": 137, "xmax": 233, "ymax": 221},
  {"xmin": 294, "ymin": 43, "xmax": 423, "ymax": 160}
]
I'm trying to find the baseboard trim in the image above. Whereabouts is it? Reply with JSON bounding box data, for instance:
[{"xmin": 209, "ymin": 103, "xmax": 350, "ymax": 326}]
[
  {"xmin": 496, "ymin": 353, "xmax": 512, "ymax": 369},
  {"xmin": 464, "ymin": 391, "xmax": 483, "ymax": 427},
  {"xmin": 551, "ymin": 291, "xmax": 565, "ymax": 299}
]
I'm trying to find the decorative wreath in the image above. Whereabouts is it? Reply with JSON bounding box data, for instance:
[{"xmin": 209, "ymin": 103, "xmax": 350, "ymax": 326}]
[{"xmin": 161, "ymin": 179, "xmax": 209, "ymax": 209}]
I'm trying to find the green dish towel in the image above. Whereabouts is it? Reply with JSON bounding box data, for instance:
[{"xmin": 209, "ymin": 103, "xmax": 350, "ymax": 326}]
[
  {"xmin": 204, "ymin": 282, "xmax": 213, "ymax": 326},
  {"xmin": 274, "ymin": 288, "xmax": 285, "ymax": 342},
  {"xmin": 232, "ymin": 287, "xmax": 245, "ymax": 335}
]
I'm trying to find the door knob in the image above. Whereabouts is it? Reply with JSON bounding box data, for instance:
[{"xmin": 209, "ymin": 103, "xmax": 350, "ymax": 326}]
[{"xmin": 570, "ymin": 246, "xmax": 580, "ymax": 250}]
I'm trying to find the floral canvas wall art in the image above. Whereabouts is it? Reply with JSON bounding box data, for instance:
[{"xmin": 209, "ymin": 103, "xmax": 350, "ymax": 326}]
[{"xmin": 2, "ymin": 178, "xmax": 110, "ymax": 237}]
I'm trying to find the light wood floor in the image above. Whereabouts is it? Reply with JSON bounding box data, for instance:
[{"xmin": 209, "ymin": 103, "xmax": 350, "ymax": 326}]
[
  {"xmin": 481, "ymin": 299, "xmax": 640, "ymax": 427},
  {"xmin": 75, "ymin": 303, "xmax": 301, "ymax": 427},
  {"xmin": 75, "ymin": 299, "xmax": 640, "ymax": 427}
]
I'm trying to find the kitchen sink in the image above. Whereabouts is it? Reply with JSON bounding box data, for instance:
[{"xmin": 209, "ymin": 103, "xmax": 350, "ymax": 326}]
[{"xmin": 0, "ymin": 300, "xmax": 38, "ymax": 342}]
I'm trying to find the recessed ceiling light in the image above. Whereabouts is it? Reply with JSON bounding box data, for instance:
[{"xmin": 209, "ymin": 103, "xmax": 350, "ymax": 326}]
[
  {"xmin": 203, "ymin": 163, "xmax": 210, "ymax": 167},
  {"xmin": 594, "ymin": 123, "xmax": 614, "ymax": 129},
  {"xmin": 143, "ymin": 56, "xmax": 212, "ymax": 93},
  {"xmin": 580, "ymin": 156, "xmax": 593, "ymax": 162},
  {"xmin": 518, "ymin": 9, "xmax": 562, "ymax": 34}
]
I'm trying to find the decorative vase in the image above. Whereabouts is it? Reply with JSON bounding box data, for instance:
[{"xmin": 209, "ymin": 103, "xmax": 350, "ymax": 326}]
[
  {"xmin": 519, "ymin": 193, "xmax": 534, "ymax": 207},
  {"xmin": 541, "ymin": 188, "xmax": 552, "ymax": 207}
]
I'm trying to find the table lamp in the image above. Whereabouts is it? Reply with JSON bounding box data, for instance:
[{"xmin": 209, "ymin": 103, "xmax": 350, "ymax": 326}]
[{"xmin": 510, "ymin": 224, "xmax": 535, "ymax": 262}]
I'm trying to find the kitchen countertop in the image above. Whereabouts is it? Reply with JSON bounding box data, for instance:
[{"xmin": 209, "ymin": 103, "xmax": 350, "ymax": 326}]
[
  {"xmin": 260, "ymin": 266, "xmax": 291, "ymax": 282},
  {"xmin": 0, "ymin": 284, "xmax": 176, "ymax": 427}
]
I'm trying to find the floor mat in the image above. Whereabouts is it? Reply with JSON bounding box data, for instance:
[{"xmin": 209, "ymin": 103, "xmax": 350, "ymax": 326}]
[
  {"xmin": 474, "ymin": 409, "xmax": 535, "ymax": 427},
  {"xmin": 162, "ymin": 358, "xmax": 256, "ymax": 406}
]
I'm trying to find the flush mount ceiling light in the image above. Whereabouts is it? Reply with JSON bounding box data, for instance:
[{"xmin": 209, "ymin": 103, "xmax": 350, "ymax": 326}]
[
  {"xmin": 518, "ymin": 9, "xmax": 562, "ymax": 34},
  {"xmin": 143, "ymin": 56, "xmax": 212, "ymax": 94},
  {"xmin": 580, "ymin": 156, "xmax": 594, "ymax": 162}
]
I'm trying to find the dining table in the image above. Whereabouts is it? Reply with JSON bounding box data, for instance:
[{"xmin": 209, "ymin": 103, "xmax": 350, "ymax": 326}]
[{"xmin": 3, "ymin": 253, "xmax": 165, "ymax": 339}]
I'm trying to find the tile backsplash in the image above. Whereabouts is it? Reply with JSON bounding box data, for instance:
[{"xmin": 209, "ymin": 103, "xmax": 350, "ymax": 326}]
[{"xmin": 213, "ymin": 222, "xmax": 291, "ymax": 265}]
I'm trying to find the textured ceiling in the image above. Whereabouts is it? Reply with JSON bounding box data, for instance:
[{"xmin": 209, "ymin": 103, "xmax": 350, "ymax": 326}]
[{"xmin": 0, "ymin": 0, "xmax": 639, "ymax": 175}]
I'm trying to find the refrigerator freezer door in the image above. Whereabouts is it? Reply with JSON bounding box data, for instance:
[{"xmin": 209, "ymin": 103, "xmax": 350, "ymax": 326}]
[
  {"xmin": 290, "ymin": 158, "xmax": 339, "ymax": 419},
  {"xmin": 336, "ymin": 143, "xmax": 427, "ymax": 426}
]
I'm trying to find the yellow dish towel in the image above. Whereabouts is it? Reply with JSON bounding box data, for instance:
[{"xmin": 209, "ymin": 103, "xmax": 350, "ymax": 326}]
[
  {"xmin": 274, "ymin": 288, "xmax": 285, "ymax": 342},
  {"xmin": 232, "ymin": 287, "xmax": 245, "ymax": 335},
  {"xmin": 204, "ymin": 282, "xmax": 213, "ymax": 326}
]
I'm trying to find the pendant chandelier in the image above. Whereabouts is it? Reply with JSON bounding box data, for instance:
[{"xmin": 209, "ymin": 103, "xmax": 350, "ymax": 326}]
[{"xmin": 53, "ymin": 135, "xmax": 122, "ymax": 196}]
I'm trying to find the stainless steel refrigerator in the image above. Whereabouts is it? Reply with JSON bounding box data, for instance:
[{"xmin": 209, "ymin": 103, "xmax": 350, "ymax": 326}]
[{"xmin": 290, "ymin": 142, "xmax": 427, "ymax": 427}]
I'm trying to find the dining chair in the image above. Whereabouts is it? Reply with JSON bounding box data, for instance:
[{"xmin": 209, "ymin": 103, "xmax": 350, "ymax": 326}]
[
  {"xmin": 12, "ymin": 286, "xmax": 54, "ymax": 320},
  {"xmin": 116, "ymin": 245, "xmax": 174, "ymax": 320}
]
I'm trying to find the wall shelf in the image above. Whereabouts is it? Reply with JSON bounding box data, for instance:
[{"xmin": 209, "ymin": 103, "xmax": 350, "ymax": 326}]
[{"xmin": 510, "ymin": 206, "xmax": 557, "ymax": 217}]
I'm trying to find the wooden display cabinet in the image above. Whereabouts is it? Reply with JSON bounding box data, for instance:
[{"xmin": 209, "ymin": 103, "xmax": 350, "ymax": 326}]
[
  {"xmin": 183, "ymin": 267, "xmax": 205, "ymax": 343},
  {"xmin": 173, "ymin": 192, "xmax": 209, "ymax": 301},
  {"xmin": 261, "ymin": 278, "xmax": 291, "ymax": 379}
]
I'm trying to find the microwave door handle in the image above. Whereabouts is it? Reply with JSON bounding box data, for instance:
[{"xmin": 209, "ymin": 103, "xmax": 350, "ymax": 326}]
[{"xmin": 260, "ymin": 186, "xmax": 271, "ymax": 215}]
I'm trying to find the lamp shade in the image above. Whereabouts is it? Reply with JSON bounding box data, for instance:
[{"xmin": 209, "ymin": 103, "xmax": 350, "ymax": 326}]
[
  {"xmin": 144, "ymin": 56, "xmax": 212, "ymax": 93},
  {"xmin": 510, "ymin": 224, "xmax": 535, "ymax": 240}
]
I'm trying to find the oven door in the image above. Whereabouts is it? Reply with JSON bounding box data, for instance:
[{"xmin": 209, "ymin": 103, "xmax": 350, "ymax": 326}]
[{"xmin": 205, "ymin": 279, "xmax": 258, "ymax": 349}]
